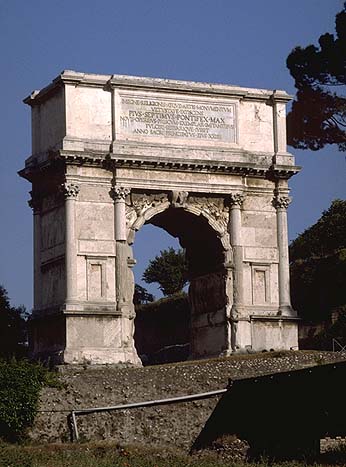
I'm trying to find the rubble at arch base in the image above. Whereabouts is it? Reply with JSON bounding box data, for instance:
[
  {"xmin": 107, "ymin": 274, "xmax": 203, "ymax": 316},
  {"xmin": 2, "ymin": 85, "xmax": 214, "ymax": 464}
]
[{"xmin": 20, "ymin": 70, "xmax": 301, "ymax": 365}]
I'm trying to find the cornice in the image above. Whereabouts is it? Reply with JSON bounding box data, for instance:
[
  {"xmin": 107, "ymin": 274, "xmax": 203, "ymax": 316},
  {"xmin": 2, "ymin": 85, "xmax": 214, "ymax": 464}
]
[
  {"xmin": 23, "ymin": 69, "xmax": 292, "ymax": 107},
  {"xmin": 269, "ymin": 163, "xmax": 301, "ymax": 180},
  {"xmin": 18, "ymin": 149, "xmax": 300, "ymax": 181}
]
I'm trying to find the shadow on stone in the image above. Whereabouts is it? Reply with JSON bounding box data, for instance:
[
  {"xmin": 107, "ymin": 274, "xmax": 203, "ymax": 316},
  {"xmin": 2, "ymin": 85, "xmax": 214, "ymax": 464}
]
[{"xmin": 191, "ymin": 361, "xmax": 346, "ymax": 461}]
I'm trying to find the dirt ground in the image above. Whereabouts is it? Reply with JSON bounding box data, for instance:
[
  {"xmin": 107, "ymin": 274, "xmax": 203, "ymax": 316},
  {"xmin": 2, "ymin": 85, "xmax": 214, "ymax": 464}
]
[{"xmin": 31, "ymin": 350, "xmax": 346, "ymax": 450}]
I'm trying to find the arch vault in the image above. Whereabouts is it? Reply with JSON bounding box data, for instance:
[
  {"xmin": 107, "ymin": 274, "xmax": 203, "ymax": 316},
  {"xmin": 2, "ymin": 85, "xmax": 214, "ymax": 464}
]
[{"xmin": 20, "ymin": 71, "xmax": 300, "ymax": 364}]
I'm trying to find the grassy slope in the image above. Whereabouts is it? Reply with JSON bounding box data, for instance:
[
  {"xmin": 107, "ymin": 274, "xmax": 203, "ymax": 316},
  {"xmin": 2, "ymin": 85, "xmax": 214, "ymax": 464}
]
[{"xmin": 1, "ymin": 441, "xmax": 346, "ymax": 467}]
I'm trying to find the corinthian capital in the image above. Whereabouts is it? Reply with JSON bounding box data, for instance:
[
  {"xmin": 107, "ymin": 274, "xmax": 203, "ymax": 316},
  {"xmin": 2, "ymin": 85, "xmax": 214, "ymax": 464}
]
[
  {"xmin": 273, "ymin": 195, "xmax": 292, "ymax": 210},
  {"xmin": 110, "ymin": 186, "xmax": 130, "ymax": 201},
  {"xmin": 60, "ymin": 183, "xmax": 80, "ymax": 199},
  {"xmin": 228, "ymin": 192, "xmax": 246, "ymax": 208}
]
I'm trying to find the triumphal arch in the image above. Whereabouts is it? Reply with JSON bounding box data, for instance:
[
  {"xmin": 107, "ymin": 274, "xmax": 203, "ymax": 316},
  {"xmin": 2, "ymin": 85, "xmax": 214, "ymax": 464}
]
[{"xmin": 20, "ymin": 70, "xmax": 300, "ymax": 364}]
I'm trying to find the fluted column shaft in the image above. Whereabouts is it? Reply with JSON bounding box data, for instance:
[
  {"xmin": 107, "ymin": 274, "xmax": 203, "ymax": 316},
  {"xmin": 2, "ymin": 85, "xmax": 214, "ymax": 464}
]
[
  {"xmin": 274, "ymin": 195, "xmax": 295, "ymax": 316},
  {"xmin": 110, "ymin": 186, "xmax": 130, "ymax": 313},
  {"xmin": 29, "ymin": 193, "xmax": 42, "ymax": 310},
  {"xmin": 228, "ymin": 193, "xmax": 246, "ymax": 318},
  {"xmin": 61, "ymin": 183, "xmax": 80, "ymax": 303},
  {"xmin": 113, "ymin": 188, "xmax": 129, "ymax": 241}
]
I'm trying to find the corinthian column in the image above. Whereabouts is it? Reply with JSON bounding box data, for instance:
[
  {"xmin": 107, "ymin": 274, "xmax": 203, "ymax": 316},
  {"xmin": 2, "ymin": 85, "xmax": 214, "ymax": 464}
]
[
  {"xmin": 110, "ymin": 187, "xmax": 130, "ymax": 241},
  {"xmin": 274, "ymin": 195, "xmax": 296, "ymax": 316},
  {"xmin": 228, "ymin": 192, "xmax": 246, "ymax": 319},
  {"xmin": 110, "ymin": 186, "xmax": 139, "ymax": 363},
  {"xmin": 61, "ymin": 182, "xmax": 80, "ymax": 303},
  {"xmin": 28, "ymin": 192, "xmax": 42, "ymax": 311},
  {"xmin": 110, "ymin": 186, "xmax": 130, "ymax": 314}
]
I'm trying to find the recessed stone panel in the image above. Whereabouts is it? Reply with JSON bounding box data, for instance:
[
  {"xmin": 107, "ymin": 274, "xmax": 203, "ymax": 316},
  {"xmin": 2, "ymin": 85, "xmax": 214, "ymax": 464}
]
[
  {"xmin": 78, "ymin": 240, "xmax": 115, "ymax": 256},
  {"xmin": 76, "ymin": 203, "xmax": 114, "ymax": 240},
  {"xmin": 244, "ymin": 247, "xmax": 278, "ymax": 263},
  {"xmin": 40, "ymin": 260, "xmax": 65, "ymax": 308},
  {"xmin": 115, "ymin": 90, "xmax": 237, "ymax": 147},
  {"xmin": 41, "ymin": 207, "xmax": 65, "ymax": 251}
]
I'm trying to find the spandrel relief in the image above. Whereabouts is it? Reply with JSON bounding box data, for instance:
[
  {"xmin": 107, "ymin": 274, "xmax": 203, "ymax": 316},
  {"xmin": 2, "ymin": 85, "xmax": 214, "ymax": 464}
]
[
  {"xmin": 188, "ymin": 196, "xmax": 229, "ymax": 234},
  {"xmin": 125, "ymin": 192, "xmax": 169, "ymax": 230}
]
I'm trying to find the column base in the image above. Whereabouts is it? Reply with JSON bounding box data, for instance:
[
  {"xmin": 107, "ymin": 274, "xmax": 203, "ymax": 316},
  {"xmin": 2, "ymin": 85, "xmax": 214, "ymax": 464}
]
[
  {"xmin": 230, "ymin": 318, "xmax": 252, "ymax": 351},
  {"xmin": 65, "ymin": 314, "xmax": 141, "ymax": 365},
  {"xmin": 229, "ymin": 315, "xmax": 299, "ymax": 353},
  {"xmin": 63, "ymin": 347, "xmax": 141, "ymax": 365},
  {"xmin": 278, "ymin": 305, "xmax": 297, "ymax": 317},
  {"xmin": 28, "ymin": 308, "xmax": 142, "ymax": 366},
  {"xmin": 250, "ymin": 315, "xmax": 299, "ymax": 351}
]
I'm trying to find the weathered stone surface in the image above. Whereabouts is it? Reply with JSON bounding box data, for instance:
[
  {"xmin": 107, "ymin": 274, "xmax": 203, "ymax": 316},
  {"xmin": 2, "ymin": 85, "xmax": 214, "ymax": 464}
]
[
  {"xmin": 20, "ymin": 71, "xmax": 300, "ymax": 364},
  {"xmin": 30, "ymin": 352, "xmax": 346, "ymax": 448}
]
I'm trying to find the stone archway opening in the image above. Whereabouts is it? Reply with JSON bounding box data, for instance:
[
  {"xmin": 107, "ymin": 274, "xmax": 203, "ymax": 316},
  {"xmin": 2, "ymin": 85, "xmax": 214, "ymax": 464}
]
[
  {"xmin": 133, "ymin": 205, "xmax": 229, "ymax": 363},
  {"xmin": 132, "ymin": 223, "xmax": 188, "ymax": 365}
]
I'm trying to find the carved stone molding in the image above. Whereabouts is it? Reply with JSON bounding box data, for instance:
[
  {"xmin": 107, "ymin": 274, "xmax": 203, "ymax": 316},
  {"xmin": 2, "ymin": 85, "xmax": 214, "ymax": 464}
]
[
  {"xmin": 188, "ymin": 196, "xmax": 228, "ymax": 232},
  {"xmin": 134, "ymin": 193, "xmax": 168, "ymax": 214},
  {"xmin": 60, "ymin": 183, "xmax": 80, "ymax": 200},
  {"xmin": 125, "ymin": 192, "xmax": 169, "ymax": 232},
  {"xmin": 110, "ymin": 186, "xmax": 130, "ymax": 201},
  {"xmin": 228, "ymin": 192, "xmax": 246, "ymax": 208},
  {"xmin": 125, "ymin": 192, "xmax": 232, "ymax": 250},
  {"xmin": 273, "ymin": 195, "xmax": 291, "ymax": 210},
  {"xmin": 169, "ymin": 190, "xmax": 189, "ymax": 208}
]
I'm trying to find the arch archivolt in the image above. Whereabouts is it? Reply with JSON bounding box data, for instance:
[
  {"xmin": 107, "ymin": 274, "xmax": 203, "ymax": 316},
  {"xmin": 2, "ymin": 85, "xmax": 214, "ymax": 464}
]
[{"xmin": 125, "ymin": 191, "xmax": 231, "ymax": 251}]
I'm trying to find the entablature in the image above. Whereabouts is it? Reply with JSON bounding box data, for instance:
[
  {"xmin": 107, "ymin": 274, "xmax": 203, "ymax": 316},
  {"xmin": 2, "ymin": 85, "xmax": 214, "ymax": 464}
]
[
  {"xmin": 19, "ymin": 148, "xmax": 300, "ymax": 183},
  {"xmin": 22, "ymin": 70, "xmax": 295, "ymax": 173}
]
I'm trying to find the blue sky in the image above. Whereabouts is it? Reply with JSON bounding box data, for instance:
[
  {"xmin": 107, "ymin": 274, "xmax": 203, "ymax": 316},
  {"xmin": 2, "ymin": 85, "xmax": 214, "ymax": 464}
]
[{"xmin": 0, "ymin": 0, "xmax": 345, "ymax": 308}]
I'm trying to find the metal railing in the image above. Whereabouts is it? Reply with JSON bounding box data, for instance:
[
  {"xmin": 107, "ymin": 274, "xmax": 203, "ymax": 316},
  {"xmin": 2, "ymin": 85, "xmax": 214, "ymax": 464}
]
[
  {"xmin": 332, "ymin": 338, "xmax": 346, "ymax": 352},
  {"xmin": 69, "ymin": 388, "xmax": 228, "ymax": 441}
]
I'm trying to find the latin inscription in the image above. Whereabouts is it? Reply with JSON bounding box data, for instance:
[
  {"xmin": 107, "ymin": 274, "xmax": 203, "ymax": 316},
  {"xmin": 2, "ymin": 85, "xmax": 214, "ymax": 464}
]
[{"xmin": 119, "ymin": 95, "xmax": 236, "ymax": 144}]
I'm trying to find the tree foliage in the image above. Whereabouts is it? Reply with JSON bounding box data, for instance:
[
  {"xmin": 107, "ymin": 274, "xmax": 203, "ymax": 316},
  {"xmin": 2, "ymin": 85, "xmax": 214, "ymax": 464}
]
[
  {"xmin": 133, "ymin": 284, "xmax": 154, "ymax": 305},
  {"xmin": 290, "ymin": 199, "xmax": 346, "ymax": 260},
  {"xmin": 290, "ymin": 200, "xmax": 346, "ymax": 322},
  {"xmin": 287, "ymin": 3, "xmax": 346, "ymax": 151},
  {"xmin": 0, "ymin": 359, "xmax": 63, "ymax": 442},
  {"xmin": 142, "ymin": 248, "xmax": 188, "ymax": 296},
  {"xmin": 0, "ymin": 286, "xmax": 27, "ymax": 359},
  {"xmin": 0, "ymin": 360, "xmax": 45, "ymax": 441}
]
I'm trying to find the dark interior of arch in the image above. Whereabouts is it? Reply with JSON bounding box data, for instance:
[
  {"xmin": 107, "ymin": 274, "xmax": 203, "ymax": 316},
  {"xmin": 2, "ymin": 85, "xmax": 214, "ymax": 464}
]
[
  {"xmin": 135, "ymin": 207, "xmax": 228, "ymax": 365},
  {"xmin": 148, "ymin": 207, "xmax": 225, "ymax": 279}
]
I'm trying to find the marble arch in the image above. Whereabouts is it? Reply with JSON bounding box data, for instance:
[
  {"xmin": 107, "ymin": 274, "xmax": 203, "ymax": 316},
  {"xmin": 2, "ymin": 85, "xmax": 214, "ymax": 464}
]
[
  {"xmin": 128, "ymin": 195, "xmax": 231, "ymax": 359},
  {"xmin": 20, "ymin": 71, "xmax": 300, "ymax": 364}
]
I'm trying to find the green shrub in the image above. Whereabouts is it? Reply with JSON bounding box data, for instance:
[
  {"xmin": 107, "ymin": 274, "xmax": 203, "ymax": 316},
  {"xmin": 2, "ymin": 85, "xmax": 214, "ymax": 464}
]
[{"xmin": 0, "ymin": 359, "xmax": 55, "ymax": 441}]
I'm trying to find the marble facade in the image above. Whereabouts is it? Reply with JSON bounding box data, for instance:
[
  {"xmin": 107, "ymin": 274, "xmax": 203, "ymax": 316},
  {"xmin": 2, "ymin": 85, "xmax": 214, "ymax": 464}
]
[{"xmin": 20, "ymin": 71, "xmax": 300, "ymax": 364}]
